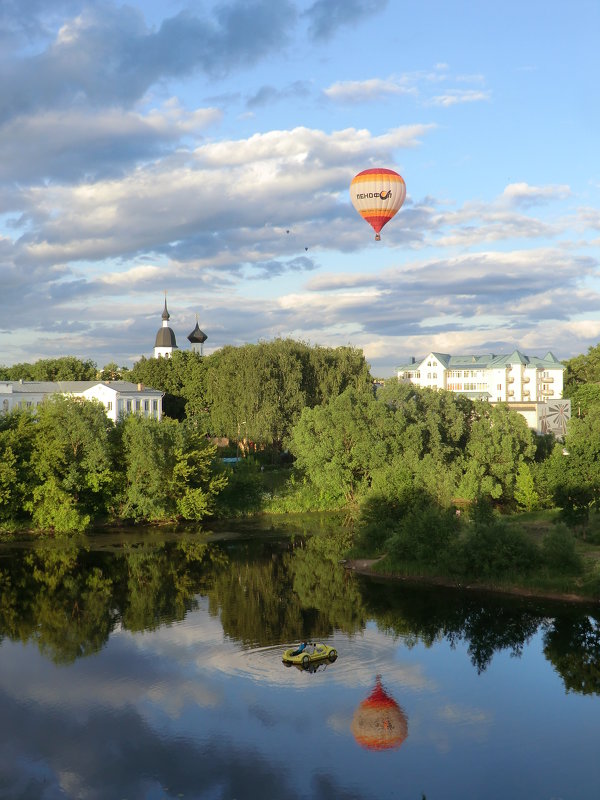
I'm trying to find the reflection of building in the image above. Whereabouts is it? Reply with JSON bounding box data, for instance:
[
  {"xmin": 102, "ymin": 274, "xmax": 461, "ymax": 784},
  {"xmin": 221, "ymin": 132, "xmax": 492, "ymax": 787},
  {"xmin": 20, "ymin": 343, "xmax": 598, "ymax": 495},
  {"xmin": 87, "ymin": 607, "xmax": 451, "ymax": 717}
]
[
  {"xmin": 397, "ymin": 349, "xmax": 569, "ymax": 436},
  {"xmin": 351, "ymin": 676, "xmax": 408, "ymax": 751},
  {"xmin": 0, "ymin": 381, "xmax": 163, "ymax": 421}
]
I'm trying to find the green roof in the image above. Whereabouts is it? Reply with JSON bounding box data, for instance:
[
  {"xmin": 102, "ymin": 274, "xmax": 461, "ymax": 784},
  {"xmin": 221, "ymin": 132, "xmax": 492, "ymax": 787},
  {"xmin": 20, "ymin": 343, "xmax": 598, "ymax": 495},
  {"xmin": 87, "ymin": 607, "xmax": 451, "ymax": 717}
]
[{"xmin": 397, "ymin": 351, "xmax": 565, "ymax": 372}]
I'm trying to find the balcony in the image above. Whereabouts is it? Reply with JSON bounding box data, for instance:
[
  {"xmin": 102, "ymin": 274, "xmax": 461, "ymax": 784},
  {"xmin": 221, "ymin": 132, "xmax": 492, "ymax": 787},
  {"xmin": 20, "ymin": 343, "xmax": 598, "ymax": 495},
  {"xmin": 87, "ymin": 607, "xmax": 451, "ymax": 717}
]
[
  {"xmin": 508, "ymin": 390, "xmax": 515, "ymax": 397},
  {"xmin": 523, "ymin": 377, "xmax": 530, "ymax": 384},
  {"xmin": 541, "ymin": 388, "xmax": 554, "ymax": 396},
  {"xmin": 508, "ymin": 377, "xmax": 515, "ymax": 384},
  {"xmin": 541, "ymin": 376, "xmax": 554, "ymax": 383}
]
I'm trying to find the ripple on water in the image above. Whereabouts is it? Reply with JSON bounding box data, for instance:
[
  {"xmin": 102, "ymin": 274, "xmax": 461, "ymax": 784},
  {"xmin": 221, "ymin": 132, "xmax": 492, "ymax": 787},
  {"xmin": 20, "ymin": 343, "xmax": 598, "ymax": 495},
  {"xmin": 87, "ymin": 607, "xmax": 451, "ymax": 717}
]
[{"xmin": 218, "ymin": 632, "xmax": 407, "ymax": 689}]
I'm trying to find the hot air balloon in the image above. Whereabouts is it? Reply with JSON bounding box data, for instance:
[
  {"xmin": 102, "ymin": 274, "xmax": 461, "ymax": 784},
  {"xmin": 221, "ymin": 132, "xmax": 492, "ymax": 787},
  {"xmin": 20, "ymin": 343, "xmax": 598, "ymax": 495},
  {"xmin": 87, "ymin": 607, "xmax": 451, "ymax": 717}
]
[
  {"xmin": 350, "ymin": 168, "xmax": 406, "ymax": 240},
  {"xmin": 351, "ymin": 676, "xmax": 408, "ymax": 751}
]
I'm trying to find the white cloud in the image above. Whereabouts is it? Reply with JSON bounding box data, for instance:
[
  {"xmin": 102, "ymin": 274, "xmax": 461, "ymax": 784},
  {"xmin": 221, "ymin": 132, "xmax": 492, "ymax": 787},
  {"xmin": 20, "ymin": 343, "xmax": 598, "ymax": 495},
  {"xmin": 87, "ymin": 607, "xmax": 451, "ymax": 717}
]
[
  {"xmin": 501, "ymin": 182, "xmax": 571, "ymax": 208},
  {"xmin": 429, "ymin": 89, "xmax": 491, "ymax": 106},
  {"xmin": 324, "ymin": 77, "xmax": 415, "ymax": 103}
]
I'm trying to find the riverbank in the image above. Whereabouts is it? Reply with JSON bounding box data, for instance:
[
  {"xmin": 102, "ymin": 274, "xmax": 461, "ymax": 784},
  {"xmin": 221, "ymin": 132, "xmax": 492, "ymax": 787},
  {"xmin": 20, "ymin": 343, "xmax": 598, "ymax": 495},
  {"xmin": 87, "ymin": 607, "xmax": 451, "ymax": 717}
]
[{"xmin": 343, "ymin": 556, "xmax": 599, "ymax": 605}]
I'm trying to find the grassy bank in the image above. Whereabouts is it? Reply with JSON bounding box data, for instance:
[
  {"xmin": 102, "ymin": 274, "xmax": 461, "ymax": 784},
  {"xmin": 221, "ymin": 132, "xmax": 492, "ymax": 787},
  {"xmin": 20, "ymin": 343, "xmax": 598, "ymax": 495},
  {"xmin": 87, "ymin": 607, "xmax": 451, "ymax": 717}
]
[{"xmin": 350, "ymin": 508, "xmax": 600, "ymax": 602}]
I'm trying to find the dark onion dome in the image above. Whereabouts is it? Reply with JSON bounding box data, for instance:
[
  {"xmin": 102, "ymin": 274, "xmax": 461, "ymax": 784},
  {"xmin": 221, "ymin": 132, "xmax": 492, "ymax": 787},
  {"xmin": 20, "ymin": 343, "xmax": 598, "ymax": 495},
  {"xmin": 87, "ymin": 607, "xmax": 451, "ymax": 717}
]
[
  {"xmin": 155, "ymin": 326, "xmax": 177, "ymax": 348},
  {"xmin": 161, "ymin": 298, "xmax": 170, "ymax": 321},
  {"xmin": 187, "ymin": 321, "xmax": 207, "ymax": 344}
]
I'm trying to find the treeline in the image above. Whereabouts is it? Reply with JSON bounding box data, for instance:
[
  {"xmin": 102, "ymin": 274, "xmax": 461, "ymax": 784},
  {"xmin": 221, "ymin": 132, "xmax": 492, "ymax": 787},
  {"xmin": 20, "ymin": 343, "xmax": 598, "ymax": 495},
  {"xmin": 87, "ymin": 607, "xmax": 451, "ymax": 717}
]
[
  {"xmin": 0, "ymin": 340, "xmax": 372, "ymax": 452},
  {"xmin": 5, "ymin": 340, "xmax": 600, "ymax": 541},
  {"xmin": 0, "ymin": 395, "xmax": 225, "ymax": 532},
  {"xmin": 126, "ymin": 339, "xmax": 372, "ymax": 448}
]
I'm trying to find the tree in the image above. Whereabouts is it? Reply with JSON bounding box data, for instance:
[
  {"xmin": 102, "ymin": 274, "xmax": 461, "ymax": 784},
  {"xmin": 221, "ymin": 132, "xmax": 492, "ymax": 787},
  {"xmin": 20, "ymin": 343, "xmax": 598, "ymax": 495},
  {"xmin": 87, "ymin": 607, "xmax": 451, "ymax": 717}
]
[
  {"xmin": 25, "ymin": 396, "xmax": 115, "ymax": 532},
  {"xmin": 555, "ymin": 407, "xmax": 600, "ymax": 530},
  {"xmin": 99, "ymin": 362, "xmax": 126, "ymax": 381},
  {"xmin": 458, "ymin": 402, "xmax": 536, "ymax": 503},
  {"xmin": 290, "ymin": 386, "xmax": 393, "ymax": 502},
  {"xmin": 563, "ymin": 343, "xmax": 600, "ymax": 390},
  {"xmin": 514, "ymin": 463, "xmax": 539, "ymax": 511},
  {"xmin": 118, "ymin": 415, "xmax": 226, "ymax": 522},
  {"xmin": 0, "ymin": 356, "xmax": 98, "ymax": 381},
  {"xmin": 0, "ymin": 410, "xmax": 37, "ymax": 522}
]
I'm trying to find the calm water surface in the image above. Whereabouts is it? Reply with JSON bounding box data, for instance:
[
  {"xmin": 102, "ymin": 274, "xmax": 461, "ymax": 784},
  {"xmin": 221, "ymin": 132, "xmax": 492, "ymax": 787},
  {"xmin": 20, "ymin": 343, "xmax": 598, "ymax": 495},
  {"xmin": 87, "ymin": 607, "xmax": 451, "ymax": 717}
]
[{"xmin": 1, "ymin": 516, "xmax": 599, "ymax": 800}]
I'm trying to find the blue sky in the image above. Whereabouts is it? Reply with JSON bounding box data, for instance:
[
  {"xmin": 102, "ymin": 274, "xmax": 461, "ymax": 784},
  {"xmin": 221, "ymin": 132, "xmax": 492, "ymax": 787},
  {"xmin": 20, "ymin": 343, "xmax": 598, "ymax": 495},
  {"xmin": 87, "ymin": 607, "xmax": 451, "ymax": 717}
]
[{"xmin": 1, "ymin": 0, "xmax": 599, "ymax": 375}]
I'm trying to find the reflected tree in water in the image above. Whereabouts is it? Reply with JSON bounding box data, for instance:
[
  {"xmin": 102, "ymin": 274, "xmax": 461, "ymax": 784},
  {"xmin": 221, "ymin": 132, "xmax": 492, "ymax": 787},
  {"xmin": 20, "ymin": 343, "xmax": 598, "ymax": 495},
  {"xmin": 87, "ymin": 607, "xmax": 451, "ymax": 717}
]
[{"xmin": 543, "ymin": 612, "xmax": 600, "ymax": 695}]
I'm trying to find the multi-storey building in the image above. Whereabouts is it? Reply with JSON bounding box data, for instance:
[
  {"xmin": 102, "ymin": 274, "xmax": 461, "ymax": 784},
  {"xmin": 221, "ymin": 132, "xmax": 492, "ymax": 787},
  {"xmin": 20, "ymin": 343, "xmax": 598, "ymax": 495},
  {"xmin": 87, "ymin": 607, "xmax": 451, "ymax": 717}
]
[{"xmin": 396, "ymin": 350, "xmax": 570, "ymax": 436}]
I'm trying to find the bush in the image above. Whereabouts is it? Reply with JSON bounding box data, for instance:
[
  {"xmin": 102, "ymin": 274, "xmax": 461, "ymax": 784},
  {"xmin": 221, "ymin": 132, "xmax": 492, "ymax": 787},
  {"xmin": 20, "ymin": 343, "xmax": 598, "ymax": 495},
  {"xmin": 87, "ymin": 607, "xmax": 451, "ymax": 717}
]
[
  {"xmin": 386, "ymin": 504, "xmax": 459, "ymax": 566},
  {"xmin": 541, "ymin": 525, "xmax": 583, "ymax": 574},
  {"xmin": 212, "ymin": 459, "xmax": 265, "ymax": 516},
  {"xmin": 458, "ymin": 520, "xmax": 541, "ymax": 579}
]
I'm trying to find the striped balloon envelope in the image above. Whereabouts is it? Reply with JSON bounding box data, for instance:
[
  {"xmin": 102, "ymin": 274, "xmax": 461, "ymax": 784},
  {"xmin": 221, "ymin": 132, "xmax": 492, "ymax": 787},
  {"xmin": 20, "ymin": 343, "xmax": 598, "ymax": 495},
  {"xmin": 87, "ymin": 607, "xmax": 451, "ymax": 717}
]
[{"xmin": 349, "ymin": 168, "xmax": 406, "ymax": 240}]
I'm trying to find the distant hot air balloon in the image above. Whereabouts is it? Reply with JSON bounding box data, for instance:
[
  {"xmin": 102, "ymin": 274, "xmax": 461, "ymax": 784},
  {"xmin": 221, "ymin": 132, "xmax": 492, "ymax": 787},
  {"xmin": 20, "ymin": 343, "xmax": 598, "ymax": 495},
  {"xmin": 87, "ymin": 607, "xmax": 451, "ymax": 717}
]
[{"xmin": 350, "ymin": 168, "xmax": 406, "ymax": 240}]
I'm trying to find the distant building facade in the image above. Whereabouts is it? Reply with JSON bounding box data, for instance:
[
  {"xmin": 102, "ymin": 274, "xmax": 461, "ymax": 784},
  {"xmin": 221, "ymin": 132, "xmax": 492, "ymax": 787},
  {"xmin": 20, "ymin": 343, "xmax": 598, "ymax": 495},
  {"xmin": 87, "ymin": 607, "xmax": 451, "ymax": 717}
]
[
  {"xmin": 396, "ymin": 350, "xmax": 570, "ymax": 436},
  {"xmin": 0, "ymin": 381, "xmax": 163, "ymax": 422}
]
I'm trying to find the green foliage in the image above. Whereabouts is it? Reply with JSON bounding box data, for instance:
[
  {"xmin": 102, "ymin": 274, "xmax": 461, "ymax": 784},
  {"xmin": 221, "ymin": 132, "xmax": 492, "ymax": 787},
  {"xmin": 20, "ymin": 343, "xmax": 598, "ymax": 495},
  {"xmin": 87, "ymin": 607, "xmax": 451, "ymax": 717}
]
[
  {"xmin": 212, "ymin": 459, "xmax": 266, "ymax": 516},
  {"xmin": 27, "ymin": 477, "xmax": 90, "ymax": 533},
  {"xmin": 386, "ymin": 504, "xmax": 460, "ymax": 566},
  {"xmin": 291, "ymin": 386, "xmax": 392, "ymax": 502},
  {"xmin": 514, "ymin": 463, "xmax": 540, "ymax": 511},
  {"xmin": 127, "ymin": 350, "xmax": 208, "ymax": 423},
  {"xmin": 98, "ymin": 361, "xmax": 126, "ymax": 381},
  {"xmin": 118, "ymin": 416, "xmax": 225, "ymax": 523},
  {"xmin": 0, "ymin": 356, "xmax": 97, "ymax": 381},
  {"xmin": 25, "ymin": 396, "xmax": 115, "ymax": 532},
  {"xmin": 0, "ymin": 410, "xmax": 37, "ymax": 522},
  {"xmin": 563, "ymin": 343, "xmax": 600, "ymax": 390},
  {"xmin": 458, "ymin": 403, "xmax": 536, "ymax": 503},
  {"xmin": 541, "ymin": 525, "xmax": 583, "ymax": 574},
  {"xmin": 564, "ymin": 384, "xmax": 600, "ymax": 417},
  {"xmin": 205, "ymin": 339, "xmax": 371, "ymax": 449},
  {"xmin": 457, "ymin": 518, "xmax": 541, "ymax": 579}
]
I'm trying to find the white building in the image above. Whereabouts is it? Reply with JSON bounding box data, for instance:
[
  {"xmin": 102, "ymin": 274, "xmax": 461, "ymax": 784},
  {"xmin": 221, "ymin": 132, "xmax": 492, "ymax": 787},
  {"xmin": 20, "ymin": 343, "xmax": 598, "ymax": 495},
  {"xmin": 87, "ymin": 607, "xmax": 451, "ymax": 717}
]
[
  {"xmin": 0, "ymin": 380, "xmax": 163, "ymax": 422},
  {"xmin": 397, "ymin": 350, "xmax": 570, "ymax": 436}
]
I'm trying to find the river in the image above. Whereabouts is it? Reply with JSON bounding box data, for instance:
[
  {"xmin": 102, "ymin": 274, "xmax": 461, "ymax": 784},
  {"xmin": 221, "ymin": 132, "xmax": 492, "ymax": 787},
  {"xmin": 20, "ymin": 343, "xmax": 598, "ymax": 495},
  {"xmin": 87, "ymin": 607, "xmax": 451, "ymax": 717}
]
[{"xmin": 1, "ymin": 515, "xmax": 599, "ymax": 799}]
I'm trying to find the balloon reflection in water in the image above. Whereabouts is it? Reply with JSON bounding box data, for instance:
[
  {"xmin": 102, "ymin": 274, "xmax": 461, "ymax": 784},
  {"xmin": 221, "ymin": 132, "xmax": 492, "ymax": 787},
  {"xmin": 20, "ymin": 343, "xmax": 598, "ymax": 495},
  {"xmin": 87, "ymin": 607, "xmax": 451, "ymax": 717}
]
[{"xmin": 351, "ymin": 676, "xmax": 408, "ymax": 751}]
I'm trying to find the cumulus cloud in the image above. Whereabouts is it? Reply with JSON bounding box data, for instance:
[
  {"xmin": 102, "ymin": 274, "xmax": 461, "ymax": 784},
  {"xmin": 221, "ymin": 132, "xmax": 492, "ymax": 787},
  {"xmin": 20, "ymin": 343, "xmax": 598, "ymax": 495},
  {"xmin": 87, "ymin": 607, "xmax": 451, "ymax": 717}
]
[
  {"xmin": 501, "ymin": 182, "xmax": 572, "ymax": 208},
  {"xmin": 324, "ymin": 77, "xmax": 415, "ymax": 104},
  {"xmin": 0, "ymin": 103, "xmax": 222, "ymax": 183},
  {"xmin": 0, "ymin": 0, "xmax": 296, "ymax": 122}
]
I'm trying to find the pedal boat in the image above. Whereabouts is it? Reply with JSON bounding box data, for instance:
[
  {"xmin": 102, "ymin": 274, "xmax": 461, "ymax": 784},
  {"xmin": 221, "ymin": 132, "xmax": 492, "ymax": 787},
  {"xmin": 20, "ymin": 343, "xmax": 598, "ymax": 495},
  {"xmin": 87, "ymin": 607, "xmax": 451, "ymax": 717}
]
[{"xmin": 282, "ymin": 643, "xmax": 338, "ymax": 667}]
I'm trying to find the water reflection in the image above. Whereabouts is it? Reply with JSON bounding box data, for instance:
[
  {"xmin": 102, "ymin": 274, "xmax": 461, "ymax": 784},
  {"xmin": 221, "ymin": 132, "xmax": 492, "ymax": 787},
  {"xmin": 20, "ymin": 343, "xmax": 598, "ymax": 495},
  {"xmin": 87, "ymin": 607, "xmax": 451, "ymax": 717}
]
[
  {"xmin": 1, "ymin": 520, "xmax": 600, "ymax": 799},
  {"xmin": 351, "ymin": 676, "xmax": 408, "ymax": 751},
  {"xmin": 1, "ymin": 524, "xmax": 600, "ymax": 697}
]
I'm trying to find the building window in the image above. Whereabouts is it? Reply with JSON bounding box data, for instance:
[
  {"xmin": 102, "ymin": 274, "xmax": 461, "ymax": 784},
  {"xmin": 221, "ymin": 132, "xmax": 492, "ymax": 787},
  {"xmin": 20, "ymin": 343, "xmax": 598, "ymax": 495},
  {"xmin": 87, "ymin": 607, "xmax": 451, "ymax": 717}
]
[
  {"xmin": 135, "ymin": 400, "xmax": 141, "ymax": 412},
  {"xmin": 126, "ymin": 400, "xmax": 132, "ymax": 412},
  {"xmin": 497, "ymin": 384, "xmax": 502, "ymax": 390},
  {"xmin": 144, "ymin": 400, "xmax": 149, "ymax": 411},
  {"xmin": 107, "ymin": 401, "xmax": 113, "ymax": 411},
  {"xmin": 152, "ymin": 400, "xmax": 158, "ymax": 413}
]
